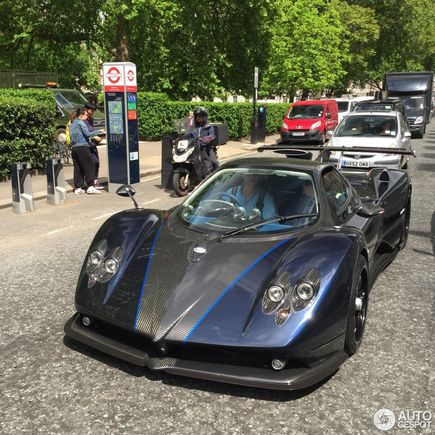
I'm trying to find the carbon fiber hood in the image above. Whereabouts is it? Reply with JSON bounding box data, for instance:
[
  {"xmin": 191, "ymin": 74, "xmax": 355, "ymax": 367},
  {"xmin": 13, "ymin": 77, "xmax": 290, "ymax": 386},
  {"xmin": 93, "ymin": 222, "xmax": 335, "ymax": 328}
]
[{"xmin": 75, "ymin": 209, "xmax": 295, "ymax": 344}]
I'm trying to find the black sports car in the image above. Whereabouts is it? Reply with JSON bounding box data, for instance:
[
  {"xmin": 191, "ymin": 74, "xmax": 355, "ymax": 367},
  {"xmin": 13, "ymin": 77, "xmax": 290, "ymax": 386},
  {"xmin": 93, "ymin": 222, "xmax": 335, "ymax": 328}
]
[{"xmin": 65, "ymin": 152, "xmax": 412, "ymax": 390}]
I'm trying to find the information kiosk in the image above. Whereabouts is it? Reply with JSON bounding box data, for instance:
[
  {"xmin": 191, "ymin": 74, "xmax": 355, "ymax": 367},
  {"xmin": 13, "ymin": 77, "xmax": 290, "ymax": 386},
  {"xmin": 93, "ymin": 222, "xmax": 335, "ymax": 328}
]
[{"xmin": 102, "ymin": 62, "xmax": 140, "ymax": 193}]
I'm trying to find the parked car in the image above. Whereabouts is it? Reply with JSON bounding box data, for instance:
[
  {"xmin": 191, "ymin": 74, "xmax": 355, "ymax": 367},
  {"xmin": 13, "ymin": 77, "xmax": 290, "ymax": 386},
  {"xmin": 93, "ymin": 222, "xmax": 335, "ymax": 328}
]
[
  {"xmin": 280, "ymin": 99, "xmax": 339, "ymax": 144},
  {"xmin": 335, "ymin": 96, "xmax": 374, "ymax": 123},
  {"xmin": 65, "ymin": 152, "xmax": 411, "ymax": 391},
  {"xmin": 51, "ymin": 88, "xmax": 105, "ymax": 144},
  {"xmin": 327, "ymin": 111, "xmax": 411, "ymax": 169}
]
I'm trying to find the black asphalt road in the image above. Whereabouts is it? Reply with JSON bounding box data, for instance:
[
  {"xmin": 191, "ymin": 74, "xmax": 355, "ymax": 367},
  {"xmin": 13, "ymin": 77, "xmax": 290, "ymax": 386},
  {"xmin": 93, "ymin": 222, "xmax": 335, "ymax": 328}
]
[{"xmin": 0, "ymin": 128, "xmax": 434, "ymax": 434}]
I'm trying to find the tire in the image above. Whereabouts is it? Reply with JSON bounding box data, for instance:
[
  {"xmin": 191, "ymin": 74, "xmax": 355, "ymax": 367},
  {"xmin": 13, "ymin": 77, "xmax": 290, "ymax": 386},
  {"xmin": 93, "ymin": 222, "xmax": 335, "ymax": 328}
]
[
  {"xmin": 318, "ymin": 132, "xmax": 326, "ymax": 145},
  {"xmin": 172, "ymin": 172, "xmax": 190, "ymax": 196},
  {"xmin": 344, "ymin": 255, "xmax": 369, "ymax": 356},
  {"xmin": 399, "ymin": 194, "xmax": 411, "ymax": 249}
]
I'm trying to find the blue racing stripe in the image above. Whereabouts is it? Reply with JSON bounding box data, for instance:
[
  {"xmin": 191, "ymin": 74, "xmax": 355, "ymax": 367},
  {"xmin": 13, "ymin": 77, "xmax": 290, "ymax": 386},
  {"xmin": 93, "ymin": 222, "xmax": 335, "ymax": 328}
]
[
  {"xmin": 134, "ymin": 224, "xmax": 163, "ymax": 331},
  {"xmin": 183, "ymin": 238, "xmax": 290, "ymax": 344}
]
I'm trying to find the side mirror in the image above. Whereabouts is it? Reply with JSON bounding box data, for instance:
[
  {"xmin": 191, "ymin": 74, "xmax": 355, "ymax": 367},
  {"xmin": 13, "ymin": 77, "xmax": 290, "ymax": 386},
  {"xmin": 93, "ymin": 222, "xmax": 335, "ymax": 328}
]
[
  {"xmin": 116, "ymin": 184, "xmax": 139, "ymax": 209},
  {"xmin": 357, "ymin": 203, "xmax": 384, "ymax": 218},
  {"xmin": 326, "ymin": 113, "xmax": 332, "ymax": 119},
  {"xmin": 404, "ymin": 131, "xmax": 412, "ymax": 138}
]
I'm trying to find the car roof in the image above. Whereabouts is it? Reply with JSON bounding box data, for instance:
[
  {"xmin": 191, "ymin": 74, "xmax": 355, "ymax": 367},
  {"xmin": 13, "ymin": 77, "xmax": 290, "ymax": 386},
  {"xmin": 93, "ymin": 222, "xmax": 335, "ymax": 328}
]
[
  {"xmin": 220, "ymin": 155, "xmax": 332, "ymax": 173},
  {"xmin": 346, "ymin": 111, "xmax": 398, "ymax": 117},
  {"xmin": 292, "ymin": 99, "xmax": 334, "ymax": 105}
]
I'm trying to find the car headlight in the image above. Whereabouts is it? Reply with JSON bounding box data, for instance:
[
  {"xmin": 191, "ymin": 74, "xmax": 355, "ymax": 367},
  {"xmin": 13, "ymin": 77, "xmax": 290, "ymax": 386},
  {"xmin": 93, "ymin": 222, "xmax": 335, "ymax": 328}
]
[
  {"xmin": 104, "ymin": 258, "xmax": 119, "ymax": 274},
  {"xmin": 85, "ymin": 240, "xmax": 123, "ymax": 287},
  {"xmin": 262, "ymin": 272, "xmax": 291, "ymax": 314},
  {"xmin": 310, "ymin": 121, "xmax": 321, "ymax": 130},
  {"xmin": 414, "ymin": 116, "xmax": 424, "ymax": 124},
  {"xmin": 295, "ymin": 282, "xmax": 315, "ymax": 300},
  {"xmin": 268, "ymin": 285, "xmax": 285, "ymax": 303},
  {"xmin": 292, "ymin": 269, "xmax": 321, "ymax": 311},
  {"xmin": 281, "ymin": 123, "xmax": 289, "ymax": 131},
  {"xmin": 86, "ymin": 239, "xmax": 107, "ymax": 274}
]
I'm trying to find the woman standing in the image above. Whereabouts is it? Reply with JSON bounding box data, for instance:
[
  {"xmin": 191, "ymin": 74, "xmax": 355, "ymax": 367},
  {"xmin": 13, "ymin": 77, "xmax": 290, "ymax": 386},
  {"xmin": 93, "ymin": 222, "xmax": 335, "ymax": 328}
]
[{"xmin": 70, "ymin": 108, "xmax": 104, "ymax": 194}]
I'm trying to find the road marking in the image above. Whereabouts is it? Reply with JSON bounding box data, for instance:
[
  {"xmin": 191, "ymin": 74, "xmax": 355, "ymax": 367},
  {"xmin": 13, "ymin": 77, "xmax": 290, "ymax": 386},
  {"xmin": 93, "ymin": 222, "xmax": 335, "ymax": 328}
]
[
  {"xmin": 143, "ymin": 198, "xmax": 160, "ymax": 205},
  {"xmin": 47, "ymin": 226, "xmax": 74, "ymax": 235},
  {"xmin": 142, "ymin": 175, "xmax": 160, "ymax": 182},
  {"xmin": 92, "ymin": 211, "xmax": 119, "ymax": 221}
]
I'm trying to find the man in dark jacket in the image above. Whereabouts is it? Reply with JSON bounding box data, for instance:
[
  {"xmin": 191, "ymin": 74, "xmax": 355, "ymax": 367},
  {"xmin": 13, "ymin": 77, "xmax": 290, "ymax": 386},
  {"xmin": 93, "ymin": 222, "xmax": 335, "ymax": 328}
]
[{"xmin": 184, "ymin": 107, "xmax": 218, "ymax": 176}]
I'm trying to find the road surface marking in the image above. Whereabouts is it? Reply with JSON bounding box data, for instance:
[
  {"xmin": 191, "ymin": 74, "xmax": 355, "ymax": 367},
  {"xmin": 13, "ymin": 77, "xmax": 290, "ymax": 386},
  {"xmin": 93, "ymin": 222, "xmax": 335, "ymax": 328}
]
[
  {"xmin": 47, "ymin": 226, "xmax": 74, "ymax": 235},
  {"xmin": 92, "ymin": 211, "xmax": 120, "ymax": 221},
  {"xmin": 143, "ymin": 199, "xmax": 160, "ymax": 205}
]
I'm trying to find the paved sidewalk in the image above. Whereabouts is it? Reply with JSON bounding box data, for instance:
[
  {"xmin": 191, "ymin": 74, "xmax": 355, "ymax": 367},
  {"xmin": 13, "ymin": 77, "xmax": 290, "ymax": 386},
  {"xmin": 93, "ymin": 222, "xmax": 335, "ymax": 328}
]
[{"xmin": 0, "ymin": 134, "xmax": 279, "ymax": 210}]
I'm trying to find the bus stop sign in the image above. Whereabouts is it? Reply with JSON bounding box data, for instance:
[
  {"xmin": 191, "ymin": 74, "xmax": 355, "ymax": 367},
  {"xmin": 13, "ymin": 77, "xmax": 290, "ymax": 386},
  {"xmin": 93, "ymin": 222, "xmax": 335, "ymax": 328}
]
[{"xmin": 102, "ymin": 62, "xmax": 140, "ymax": 193}]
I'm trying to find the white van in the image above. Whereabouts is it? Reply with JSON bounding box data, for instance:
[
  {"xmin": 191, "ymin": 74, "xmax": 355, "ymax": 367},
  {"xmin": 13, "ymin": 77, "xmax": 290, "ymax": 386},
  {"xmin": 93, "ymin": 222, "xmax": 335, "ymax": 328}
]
[{"xmin": 335, "ymin": 96, "xmax": 374, "ymax": 123}]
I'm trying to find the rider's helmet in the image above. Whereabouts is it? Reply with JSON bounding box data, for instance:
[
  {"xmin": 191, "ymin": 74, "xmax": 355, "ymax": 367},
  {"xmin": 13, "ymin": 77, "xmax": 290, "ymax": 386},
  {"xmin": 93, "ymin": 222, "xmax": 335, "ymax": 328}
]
[{"xmin": 193, "ymin": 106, "xmax": 208, "ymax": 119}]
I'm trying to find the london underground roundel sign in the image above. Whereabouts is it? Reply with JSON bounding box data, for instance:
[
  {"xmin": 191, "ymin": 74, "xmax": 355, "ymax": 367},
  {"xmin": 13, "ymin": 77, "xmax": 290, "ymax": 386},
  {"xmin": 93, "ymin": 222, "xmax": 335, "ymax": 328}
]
[{"xmin": 103, "ymin": 64, "xmax": 125, "ymax": 91}]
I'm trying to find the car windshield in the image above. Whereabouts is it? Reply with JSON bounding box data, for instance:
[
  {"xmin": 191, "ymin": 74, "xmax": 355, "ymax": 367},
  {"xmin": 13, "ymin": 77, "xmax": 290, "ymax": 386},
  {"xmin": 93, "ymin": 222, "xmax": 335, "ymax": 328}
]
[
  {"xmin": 337, "ymin": 101, "xmax": 350, "ymax": 112},
  {"xmin": 354, "ymin": 102, "xmax": 395, "ymax": 112},
  {"xmin": 287, "ymin": 105, "xmax": 324, "ymax": 119},
  {"xmin": 403, "ymin": 96, "xmax": 424, "ymax": 114},
  {"xmin": 177, "ymin": 167, "xmax": 318, "ymax": 235},
  {"xmin": 334, "ymin": 115, "xmax": 398, "ymax": 137},
  {"xmin": 53, "ymin": 90, "xmax": 88, "ymax": 109}
]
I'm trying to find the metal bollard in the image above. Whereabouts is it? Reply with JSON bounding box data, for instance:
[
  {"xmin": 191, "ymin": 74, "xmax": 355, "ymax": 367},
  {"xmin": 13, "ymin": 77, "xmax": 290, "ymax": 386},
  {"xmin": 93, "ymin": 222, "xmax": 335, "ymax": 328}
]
[
  {"xmin": 47, "ymin": 158, "xmax": 67, "ymax": 205},
  {"xmin": 161, "ymin": 135, "xmax": 173, "ymax": 189},
  {"xmin": 11, "ymin": 162, "xmax": 35, "ymax": 214}
]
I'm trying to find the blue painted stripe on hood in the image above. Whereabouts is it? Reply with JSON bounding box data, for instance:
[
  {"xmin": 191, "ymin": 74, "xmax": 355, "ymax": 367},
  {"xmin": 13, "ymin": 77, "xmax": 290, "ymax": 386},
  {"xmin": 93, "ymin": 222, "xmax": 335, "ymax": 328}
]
[
  {"xmin": 183, "ymin": 238, "xmax": 290, "ymax": 344},
  {"xmin": 134, "ymin": 223, "xmax": 163, "ymax": 331}
]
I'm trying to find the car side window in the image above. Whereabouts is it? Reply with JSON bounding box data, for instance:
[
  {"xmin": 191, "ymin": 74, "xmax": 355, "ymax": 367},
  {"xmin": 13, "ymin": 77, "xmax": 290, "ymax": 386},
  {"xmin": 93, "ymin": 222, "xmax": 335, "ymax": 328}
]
[{"xmin": 322, "ymin": 168, "xmax": 349, "ymax": 219}]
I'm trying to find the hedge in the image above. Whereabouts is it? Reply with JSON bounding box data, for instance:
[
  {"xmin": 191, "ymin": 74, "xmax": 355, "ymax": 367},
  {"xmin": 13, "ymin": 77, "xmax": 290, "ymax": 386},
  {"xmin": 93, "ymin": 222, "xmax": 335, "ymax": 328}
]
[
  {"xmin": 0, "ymin": 88, "xmax": 288, "ymax": 179},
  {"xmin": 0, "ymin": 90, "xmax": 56, "ymax": 180},
  {"xmin": 136, "ymin": 93, "xmax": 289, "ymax": 140}
]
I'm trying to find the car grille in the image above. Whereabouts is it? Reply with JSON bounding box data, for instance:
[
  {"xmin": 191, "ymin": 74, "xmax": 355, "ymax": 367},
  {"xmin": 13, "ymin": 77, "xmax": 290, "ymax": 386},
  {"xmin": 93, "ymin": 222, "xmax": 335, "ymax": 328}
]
[{"xmin": 343, "ymin": 153, "xmax": 376, "ymax": 159}]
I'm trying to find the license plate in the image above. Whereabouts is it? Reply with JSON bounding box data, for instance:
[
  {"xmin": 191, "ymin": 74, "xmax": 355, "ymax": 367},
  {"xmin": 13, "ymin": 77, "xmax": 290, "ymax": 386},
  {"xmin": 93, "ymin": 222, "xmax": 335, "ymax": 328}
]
[
  {"xmin": 292, "ymin": 132, "xmax": 305, "ymax": 136},
  {"xmin": 342, "ymin": 160, "xmax": 370, "ymax": 168}
]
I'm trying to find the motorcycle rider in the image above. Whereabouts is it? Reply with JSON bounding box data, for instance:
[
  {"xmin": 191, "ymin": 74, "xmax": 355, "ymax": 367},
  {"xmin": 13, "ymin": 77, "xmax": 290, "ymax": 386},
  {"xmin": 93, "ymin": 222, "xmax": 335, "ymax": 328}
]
[{"xmin": 184, "ymin": 107, "xmax": 218, "ymax": 177}]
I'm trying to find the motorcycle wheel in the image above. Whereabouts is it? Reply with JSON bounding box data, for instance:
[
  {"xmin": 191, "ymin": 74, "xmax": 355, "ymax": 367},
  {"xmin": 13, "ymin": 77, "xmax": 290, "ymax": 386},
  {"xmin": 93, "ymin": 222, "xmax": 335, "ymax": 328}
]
[{"xmin": 173, "ymin": 172, "xmax": 190, "ymax": 196}]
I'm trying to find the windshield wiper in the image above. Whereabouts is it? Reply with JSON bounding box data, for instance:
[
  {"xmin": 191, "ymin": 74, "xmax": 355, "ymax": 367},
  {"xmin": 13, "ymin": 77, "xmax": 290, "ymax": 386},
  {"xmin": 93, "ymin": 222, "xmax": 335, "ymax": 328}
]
[{"xmin": 218, "ymin": 213, "xmax": 318, "ymax": 241}]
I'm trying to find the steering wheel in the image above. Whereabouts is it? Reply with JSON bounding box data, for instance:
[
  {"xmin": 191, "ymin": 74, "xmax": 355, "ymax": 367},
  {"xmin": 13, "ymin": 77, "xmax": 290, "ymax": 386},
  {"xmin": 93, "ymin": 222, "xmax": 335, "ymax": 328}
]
[
  {"xmin": 208, "ymin": 191, "xmax": 242, "ymax": 206},
  {"xmin": 197, "ymin": 199, "xmax": 238, "ymax": 218}
]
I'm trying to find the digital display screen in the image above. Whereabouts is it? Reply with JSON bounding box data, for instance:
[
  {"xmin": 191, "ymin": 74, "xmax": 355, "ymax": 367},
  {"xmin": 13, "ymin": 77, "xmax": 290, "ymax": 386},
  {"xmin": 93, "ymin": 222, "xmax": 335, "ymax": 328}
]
[{"xmin": 108, "ymin": 100, "xmax": 124, "ymax": 134}]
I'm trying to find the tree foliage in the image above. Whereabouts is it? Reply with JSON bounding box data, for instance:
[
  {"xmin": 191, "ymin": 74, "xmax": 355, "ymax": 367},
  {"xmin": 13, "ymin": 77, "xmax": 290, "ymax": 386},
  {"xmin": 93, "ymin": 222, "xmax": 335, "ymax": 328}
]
[{"xmin": 0, "ymin": 0, "xmax": 434, "ymax": 97}]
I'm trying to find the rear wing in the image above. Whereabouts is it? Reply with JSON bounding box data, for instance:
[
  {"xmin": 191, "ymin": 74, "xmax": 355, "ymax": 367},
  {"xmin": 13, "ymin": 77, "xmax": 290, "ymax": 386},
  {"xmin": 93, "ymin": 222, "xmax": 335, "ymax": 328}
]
[{"xmin": 257, "ymin": 145, "xmax": 416, "ymax": 169}]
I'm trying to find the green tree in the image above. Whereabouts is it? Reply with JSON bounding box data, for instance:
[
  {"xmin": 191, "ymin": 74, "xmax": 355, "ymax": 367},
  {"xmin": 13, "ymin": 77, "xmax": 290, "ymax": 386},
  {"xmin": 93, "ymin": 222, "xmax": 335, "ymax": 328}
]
[
  {"xmin": 264, "ymin": 0, "xmax": 347, "ymax": 99},
  {"xmin": 354, "ymin": 0, "xmax": 435, "ymax": 87},
  {"xmin": 335, "ymin": 1, "xmax": 380, "ymax": 92}
]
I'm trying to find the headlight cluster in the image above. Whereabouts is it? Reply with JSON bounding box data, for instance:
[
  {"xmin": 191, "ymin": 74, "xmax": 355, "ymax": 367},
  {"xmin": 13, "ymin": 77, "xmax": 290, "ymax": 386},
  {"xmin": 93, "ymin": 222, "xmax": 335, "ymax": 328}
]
[
  {"xmin": 310, "ymin": 120, "xmax": 322, "ymax": 131},
  {"xmin": 262, "ymin": 268, "xmax": 321, "ymax": 325},
  {"xmin": 85, "ymin": 239, "xmax": 123, "ymax": 288}
]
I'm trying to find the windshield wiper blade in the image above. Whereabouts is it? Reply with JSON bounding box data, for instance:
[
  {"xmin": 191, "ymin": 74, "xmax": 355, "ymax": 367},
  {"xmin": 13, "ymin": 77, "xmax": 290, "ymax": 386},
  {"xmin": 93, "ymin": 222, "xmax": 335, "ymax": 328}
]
[{"xmin": 218, "ymin": 213, "xmax": 318, "ymax": 241}]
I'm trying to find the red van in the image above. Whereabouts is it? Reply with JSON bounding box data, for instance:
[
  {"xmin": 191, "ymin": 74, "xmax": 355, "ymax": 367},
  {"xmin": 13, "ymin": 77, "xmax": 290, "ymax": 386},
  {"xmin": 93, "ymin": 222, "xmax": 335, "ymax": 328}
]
[{"xmin": 280, "ymin": 99, "xmax": 339, "ymax": 144}]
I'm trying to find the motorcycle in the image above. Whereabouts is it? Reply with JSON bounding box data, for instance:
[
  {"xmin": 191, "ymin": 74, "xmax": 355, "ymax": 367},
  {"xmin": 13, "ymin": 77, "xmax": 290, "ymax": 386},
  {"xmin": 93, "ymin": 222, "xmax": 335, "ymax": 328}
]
[{"xmin": 171, "ymin": 119, "xmax": 218, "ymax": 196}]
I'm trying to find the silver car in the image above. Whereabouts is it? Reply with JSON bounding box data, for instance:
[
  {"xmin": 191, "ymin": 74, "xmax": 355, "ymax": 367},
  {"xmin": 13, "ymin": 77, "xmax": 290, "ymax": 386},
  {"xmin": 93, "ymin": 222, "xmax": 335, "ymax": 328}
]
[{"xmin": 327, "ymin": 111, "xmax": 412, "ymax": 169}]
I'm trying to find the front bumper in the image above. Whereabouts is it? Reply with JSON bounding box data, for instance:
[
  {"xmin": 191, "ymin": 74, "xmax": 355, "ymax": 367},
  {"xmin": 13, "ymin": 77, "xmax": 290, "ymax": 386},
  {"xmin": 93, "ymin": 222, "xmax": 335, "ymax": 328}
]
[
  {"xmin": 65, "ymin": 313, "xmax": 347, "ymax": 391},
  {"xmin": 280, "ymin": 130, "xmax": 323, "ymax": 143}
]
